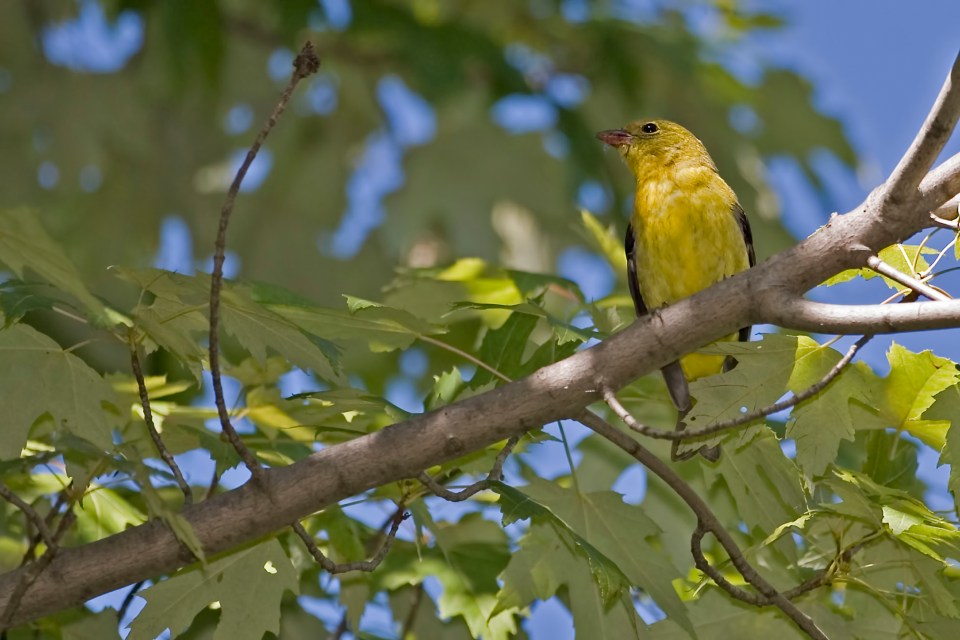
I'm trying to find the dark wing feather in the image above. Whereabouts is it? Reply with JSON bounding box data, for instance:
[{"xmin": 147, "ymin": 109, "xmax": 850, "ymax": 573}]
[
  {"xmin": 624, "ymin": 222, "xmax": 648, "ymax": 317},
  {"xmin": 625, "ymin": 223, "xmax": 691, "ymax": 413},
  {"xmin": 733, "ymin": 202, "xmax": 755, "ymax": 344}
]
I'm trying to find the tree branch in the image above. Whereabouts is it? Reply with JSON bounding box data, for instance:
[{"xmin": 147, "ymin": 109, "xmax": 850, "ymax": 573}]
[
  {"xmin": 865, "ymin": 255, "xmax": 951, "ymax": 301},
  {"xmin": 207, "ymin": 42, "xmax": 320, "ymax": 479},
  {"xmin": 604, "ymin": 335, "xmax": 870, "ymax": 443},
  {"xmin": 292, "ymin": 506, "xmax": 407, "ymax": 574},
  {"xmin": 129, "ymin": 345, "xmax": 193, "ymax": 505},
  {"xmin": 3, "ymin": 50, "xmax": 960, "ymax": 632},
  {"xmin": 883, "ymin": 53, "xmax": 960, "ymax": 203},
  {"xmin": 418, "ymin": 436, "xmax": 518, "ymax": 501},
  {"xmin": 766, "ymin": 297, "xmax": 960, "ymax": 334},
  {"xmin": 577, "ymin": 412, "xmax": 827, "ymax": 640},
  {"xmin": 0, "ymin": 484, "xmax": 55, "ymax": 551}
]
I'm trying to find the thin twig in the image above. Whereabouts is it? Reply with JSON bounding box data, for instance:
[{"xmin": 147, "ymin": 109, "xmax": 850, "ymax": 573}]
[
  {"xmin": 21, "ymin": 489, "xmax": 70, "ymax": 565},
  {"xmin": 0, "ymin": 484, "xmax": 55, "ymax": 551},
  {"xmin": 330, "ymin": 613, "xmax": 349, "ymax": 640},
  {"xmin": 293, "ymin": 505, "xmax": 407, "ymax": 574},
  {"xmin": 883, "ymin": 53, "xmax": 960, "ymax": 202},
  {"xmin": 418, "ymin": 436, "xmax": 519, "ymax": 501},
  {"xmin": 419, "ymin": 335, "xmax": 512, "ymax": 383},
  {"xmin": 865, "ymin": 255, "xmax": 951, "ymax": 301},
  {"xmin": 690, "ymin": 524, "xmax": 767, "ymax": 606},
  {"xmin": 930, "ymin": 213, "xmax": 959, "ymax": 230},
  {"xmin": 399, "ymin": 583, "xmax": 425, "ymax": 638},
  {"xmin": 207, "ymin": 42, "xmax": 320, "ymax": 479},
  {"xmin": 130, "ymin": 345, "xmax": 193, "ymax": 504},
  {"xmin": 602, "ymin": 335, "xmax": 871, "ymax": 445},
  {"xmin": 118, "ymin": 580, "xmax": 146, "ymax": 623},
  {"xmin": 578, "ymin": 411, "xmax": 828, "ymax": 640},
  {"xmin": 921, "ymin": 237, "xmax": 958, "ymax": 278}
]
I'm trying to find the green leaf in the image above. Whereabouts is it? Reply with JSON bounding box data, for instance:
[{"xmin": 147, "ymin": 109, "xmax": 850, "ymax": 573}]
[
  {"xmin": 115, "ymin": 268, "xmax": 343, "ymax": 383},
  {"xmin": 681, "ymin": 334, "xmax": 798, "ymax": 456},
  {"xmin": 468, "ymin": 310, "xmax": 538, "ymax": 387},
  {"xmin": 929, "ymin": 384, "xmax": 960, "ymax": 512},
  {"xmin": 61, "ymin": 609, "xmax": 122, "ymax": 640},
  {"xmin": 411, "ymin": 506, "xmax": 517, "ymax": 640},
  {"xmin": 74, "ymin": 486, "xmax": 146, "ymax": 542},
  {"xmin": 821, "ymin": 244, "xmax": 933, "ymax": 290},
  {"xmin": 0, "ymin": 324, "xmax": 119, "ymax": 459},
  {"xmin": 220, "ymin": 287, "xmax": 342, "ymax": 384},
  {"xmin": 496, "ymin": 523, "xmax": 644, "ymax": 639},
  {"xmin": 130, "ymin": 296, "xmax": 209, "ymax": 381},
  {"xmin": 425, "ymin": 367, "xmax": 466, "ymax": 411},
  {"xmin": 127, "ymin": 539, "xmax": 299, "ymax": 640},
  {"xmin": 506, "ymin": 269, "xmax": 582, "ymax": 299},
  {"xmin": 0, "ymin": 208, "xmax": 108, "ymax": 323},
  {"xmin": 495, "ymin": 479, "xmax": 691, "ymax": 635},
  {"xmin": 267, "ymin": 295, "xmax": 444, "ymax": 354},
  {"xmin": 880, "ymin": 343, "xmax": 958, "ymax": 447},
  {"xmin": 579, "ymin": 210, "xmax": 627, "ymax": 273},
  {"xmin": 388, "ymin": 584, "xmax": 473, "ymax": 640},
  {"xmin": 0, "ymin": 280, "xmax": 63, "ymax": 326},
  {"xmin": 645, "ymin": 588, "xmax": 821, "ymax": 639},
  {"xmin": 786, "ymin": 338, "xmax": 877, "ymax": 478},
  {"xmin": 881, "ymin": 505, "xmax": 923, "ymax": 536},
  {"xmin": 713, "ymin": 430, "xmax": 806, "ymax": 535},
  {"xmin": 686, "ymin": 333, "xmax": 799, "ymax": 429}
]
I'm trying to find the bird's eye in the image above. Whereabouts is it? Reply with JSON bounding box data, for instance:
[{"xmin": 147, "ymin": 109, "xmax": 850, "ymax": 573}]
[{"xmin": 641, "ymin": 122, "xmax": 659, "ymax": 134}]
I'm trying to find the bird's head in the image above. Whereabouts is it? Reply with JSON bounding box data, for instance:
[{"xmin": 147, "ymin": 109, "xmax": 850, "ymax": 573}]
[{"xmin": 596, "ymin": 119, "xmax": 715, "ymax": 179}]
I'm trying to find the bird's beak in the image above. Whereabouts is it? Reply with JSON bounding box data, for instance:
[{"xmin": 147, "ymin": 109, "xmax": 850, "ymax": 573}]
[{"xmin": 595, "ymin": 129, "xmax": 634, "ymax": 148}]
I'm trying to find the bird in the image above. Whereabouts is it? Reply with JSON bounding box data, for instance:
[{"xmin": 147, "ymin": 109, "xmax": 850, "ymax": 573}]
[{"xmin": 596, "ymin": 119, "xmax": 755, "ymax": 461}]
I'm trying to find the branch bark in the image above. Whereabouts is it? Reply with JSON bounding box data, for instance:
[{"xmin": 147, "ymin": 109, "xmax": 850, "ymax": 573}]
[{"xmin": 2, "ymin": 51, "xmax": 960, "ymax": 632}]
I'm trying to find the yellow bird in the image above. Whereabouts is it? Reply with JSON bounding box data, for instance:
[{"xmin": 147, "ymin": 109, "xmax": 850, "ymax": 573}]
[{"xmin": 597, "ymin": 119, "xmax": 755, "ymax": 461}]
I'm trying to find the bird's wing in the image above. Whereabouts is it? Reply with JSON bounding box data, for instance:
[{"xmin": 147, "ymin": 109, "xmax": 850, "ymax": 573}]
[
  {"xmin": 624, "ymin": 222, "xmax": 648, "ymax": 317},
  {"xmin": 733, "ymin": 202, "xmax": 755, "ymax": 344},
  {"xmin": 625, "ymin": 222, "xmax": 691, "ymax": 412}
]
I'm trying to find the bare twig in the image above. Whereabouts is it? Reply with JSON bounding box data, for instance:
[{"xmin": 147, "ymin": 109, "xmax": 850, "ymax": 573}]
[
  {"xmin": 399, "ymin": 583, "xmax": 425, "ymax": 638},
  {"xmin": 418, "ymin": 436, "xmax": 519, "ymax": 501},
  {"xmin": 578, "ymin": 411, "xmax": 828, "ymax": 640},
  {"xmin": 207, "ymin": 42, "xmax": 320, "ymax": 479},
  {"xmin": 690, "ymin": 524, "xmax": 767, "ymax": 606},
  {"xmin": 292, "ymin": 505, "xmax": 407, "ymax": 574},
  {"xmin": 0, "ymin": 484, "xmax": 55, "ymax": 551},
  {"xmin": 883, "ymin": 54, "xmax": 960, "ymax": 202},
  {"xmin": 21, "ymin": 490, "xmax": 70, "ymax": 565},
  {"xmin": 330, "ymin": 614, "xmax": 349, "ymax": 640},
  {"xmin": 130, "ymin": 345, "xmax": 193, "ymax": 504},
  {"xmin": 118, "ymin": 580, "xmax": 146, "ymax": 623},
  {"xmin": 603, "ymin": 334, "xmax": 871, "ymax": 445},
  {"xmin": 865, "ymin": 255, "xmax": 951, "ymax": 301}
]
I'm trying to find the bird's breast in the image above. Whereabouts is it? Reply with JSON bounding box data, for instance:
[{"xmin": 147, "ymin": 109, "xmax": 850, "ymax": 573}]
[{"xmin": 631, "ymin": 174, "xmax": 747, "ymax": 310}]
